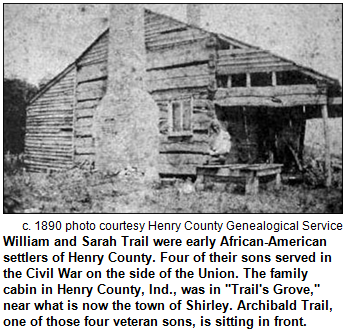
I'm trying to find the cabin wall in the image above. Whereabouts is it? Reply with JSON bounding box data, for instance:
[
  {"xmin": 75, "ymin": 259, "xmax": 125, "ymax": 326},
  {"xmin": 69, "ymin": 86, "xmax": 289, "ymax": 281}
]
[
  {"xmin": 26, "ymin": 10, "xmax": 335, "ymax": 175},
  {"xmin": 217, "ymin": 49, "xmax": 294, "ymax": 75},
  {"xmin": 25, "ymin": 67, "xmax": 76, "ymax": 172},
  {"xmin": 74, "ymin": 32, "xmax": 108, "ymax": 166},
  {"xmin": 145, "ymin": 11, "xmax": 217, "ymax": 176}
]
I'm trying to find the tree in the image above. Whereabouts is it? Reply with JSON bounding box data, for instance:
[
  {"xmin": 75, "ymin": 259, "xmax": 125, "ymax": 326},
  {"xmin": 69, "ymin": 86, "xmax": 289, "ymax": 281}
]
[{"xmin": 4, "ymin": 78, "xmax": 38, "ymax": 154}]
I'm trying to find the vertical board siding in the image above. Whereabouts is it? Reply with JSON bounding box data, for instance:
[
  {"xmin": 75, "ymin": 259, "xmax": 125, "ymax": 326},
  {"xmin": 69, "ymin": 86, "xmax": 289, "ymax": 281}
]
[{"xmin": 25, "ymin": 68, "xmax": 76, "ymax": 172}]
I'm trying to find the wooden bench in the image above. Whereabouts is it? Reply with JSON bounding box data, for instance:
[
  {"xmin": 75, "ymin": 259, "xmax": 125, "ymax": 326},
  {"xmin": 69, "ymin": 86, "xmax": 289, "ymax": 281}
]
[{"xmin": 196, "ymin": 164, "xmax": 283, "ymax": 195}]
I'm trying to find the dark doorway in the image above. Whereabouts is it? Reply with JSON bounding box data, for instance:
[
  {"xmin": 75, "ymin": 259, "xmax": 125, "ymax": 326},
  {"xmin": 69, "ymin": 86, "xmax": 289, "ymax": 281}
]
[{"xmin": 217, "ymin": 106, "xmax": 306, "ymax": 169}]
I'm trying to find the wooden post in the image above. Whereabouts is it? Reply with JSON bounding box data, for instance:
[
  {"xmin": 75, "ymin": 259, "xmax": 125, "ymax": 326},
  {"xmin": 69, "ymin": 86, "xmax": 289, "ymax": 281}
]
[
  {"xmin": 245, "ymin": 171, "xmax": 259, "ymax": 195},
  {"xmin": 321, "ymin": 104, "xmax": 331, "ymax": 187},
  {"xmin": 275, "ymin": 172, "xmax": 281, "ymax": 190},
  {"xmin": 246, "ymin": 73, "xmax": 251, "ymax": 87},
  {"xmin": 272, "ymin": 72, "xmax": 277, "ymax": 86},
  {"xmin": 227, "ymin": 75, "xmax": 232, "ymax": 88}
]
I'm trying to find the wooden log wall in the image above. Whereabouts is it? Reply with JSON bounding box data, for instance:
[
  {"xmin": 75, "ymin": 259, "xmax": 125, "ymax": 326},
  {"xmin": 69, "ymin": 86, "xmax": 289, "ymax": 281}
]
[
  {"xmin": 25, "ymin": 67, "xmax": 76, "ymax": 172},
  {"xmin": 145, "ymin": 10, "xmax": 219, "ymax": 176},
  {"xmin": 74, "ymin": 32, "xmax": 108, "ymax": 166},
  {"xmin": 27, "ymin": 11, "xmax": 255, "ymax": 175},
  {"xmin": 152, "ymin": 89, "xmax": 214, "ymax": 176},
  {"xmin": 217, "ymin": 49, "xmax": 295, "ymax": 75},
  {"xmin": 215, "ymin": 85, "xmax": 327, "ymax": 108}
]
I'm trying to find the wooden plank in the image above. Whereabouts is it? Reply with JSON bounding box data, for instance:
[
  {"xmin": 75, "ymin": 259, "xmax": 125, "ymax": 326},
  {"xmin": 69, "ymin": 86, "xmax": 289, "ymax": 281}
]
[
  {"xmin": 75, "ymin": 147, "xmax": 95, "ymax": 155},
  {"xmin": 215, "ymin": 94, "xmax": 327, "ymax": 107},
  {"xmin": 76, "ymin": 100, "xmax": 100, "ymax": 109},
  {"xmin": 148, "ymin": 75, "xmax": 210, "ymax": 91},
  {"xmin": 215, "ymin": 85, "xmax": 319, "ymax": 98},
  {"xmin": 32, "ymin": 96, "xmax": 74, "ymax": 105},
  {"xmin": 33, "ymin": 82, "xmax": 75, "ymax": 99},
  {"xmin": 26, "ymin": 120, "xmax": 73, "ymax": 127},
  {"xmin": 25, "ymin": 157, "xmax": 73, "ymax": 165},
  {"xmin": 26, "ymin": 150, "xmax": 73, "ymax": 159},
  {"xmin": 25, "ymin": 150, "xmax": 73, "ymax": 159},
  {"xmin": 29, "ymin": 102, "xmax": 74, "ymax": 110},
  {"xmin": 25, "ymin": 158, "xmax": 73, "ymax": 167},
  {"xmin": 218, "ymin": 59, "xmax": 285, "ymax": 70},
  {"xmin": 151, "ymin": 88, "xmax": 208, "ymax": 101},
  {"xmin": 218, "ymin": 51, "xmax": 278, "ymax": 62},
  {"xmin": 27, "ymin": 106, "xmax": 73, "ymax": 113},
  {"xmin": 148, "ymin": 64, "xmax": 209, "ymax": 81},
  {"xmin": 78, "ymin": 58, "xmax": 107, "ymax": 68},
  {"xmin": 26, "ymin": 116, "xmax": 73, "ymax": 123},
  {"xmin": 25, "ymin": 139, "xmax": 72, "ymax": 145},
  {"xmin": 76, "ymin": 109, "xmax": 94, "ymax": 118},
  {"xmin": 146, "ymin": 28, "xmax": 207, "ymax": 46},
  {"xmin": 75, "ymin": 127, "xmax": 93, "ymax": 137},
  {"xmin": 25, "ymin": 146, "xmax": 73, "ymax": 154},
  {"xmin": 75, "ymin": 117, "xmax": 93, "ymax": 128},
  {"xmin": 25, "ymin": 144, "xmax": 72, "ymax": 151},
  {"xmin": 78, "ymin": 63, "xmax": 107, "ymax": 83},
  {"xmin": 31, "ymin": 89, "xmax": 74, "ymax": 100},
  {"xmin": 217, "ymin": 63, "xmax": 296, "ymax": 75},
  {"xmin": 328, "ymin": 97, "xmax": 342, "ymax": 105},
  {"xmin": 147, "ymin": 43, "xmax": 209, "ymax": 69},
  {"xmin": 147, "ymin": 36, "xmax": 207, "ymax": 51},
  {"xmin": 26, "ymin": 113, "xmax": 73, "ymax": 120},
  {"xmin": 26, "ymin": 125, "xmax": 72, "ymax": 131},
  {"xmin": 77, "ymin": 80, "xmax": 106, "ymax": 101},
  {"xmin": 25, "ymin": 133, "xmax": 72, "ymax": 139},
  {"xmin": 77, "ymin": 80, "xmax": 106, "ymax": 93},
  {"xmin": 218, "ymin": 49, "xmax": 271, "ymax": 57},
  {"xmin": 321, "ymin": 104, "xmax": 331, "ymax": 187},
  {"xmin": 34, "ymin": 81, "xmax": 75, "ymax": 92},
  {"xmin": 77, "ymin": 33, "xmax": 109, "ymax": 66},
  {"xmin": 78, "ymin": 53, "xmax": 108, "ymax": 66},
  {"xmin": 79, "ymin": 45, "xmax": 108, "ymax": 58},
  {"xmin": 25, "ymin": 162, "xmax": 70, "ymax": 171},
  {"xmin": 75, "ymin": 137, "xmax": 93, "ymax": 147}
]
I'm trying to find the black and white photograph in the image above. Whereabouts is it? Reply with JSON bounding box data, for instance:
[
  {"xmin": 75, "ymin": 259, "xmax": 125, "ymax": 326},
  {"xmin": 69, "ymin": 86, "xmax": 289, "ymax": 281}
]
[{"xmin": 3, "ymin": 4, "xmax": 342, "ymax": 213}]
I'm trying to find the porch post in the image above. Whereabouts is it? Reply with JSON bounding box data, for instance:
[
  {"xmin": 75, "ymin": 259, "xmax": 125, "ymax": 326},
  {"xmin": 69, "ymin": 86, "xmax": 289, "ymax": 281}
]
[{"xmin": 321, "ymin": 104, "xmax": 331, "ymax": 187}]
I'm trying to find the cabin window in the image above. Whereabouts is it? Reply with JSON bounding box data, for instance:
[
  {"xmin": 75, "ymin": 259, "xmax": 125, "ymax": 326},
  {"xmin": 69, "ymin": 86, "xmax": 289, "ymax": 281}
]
[
  {"xmin": 251, "ymin": 72, "xmax": 272, "ymax": 87},
  {"xmin": 217, "ymin": 75, "xmax": 229, "ymax": 88},
  {"xmin": 277, "ymin": 71, "xmax": 316, "ymax": 85},
  {"xmin": 169, "ymin": 99, "xmax": 193, "ymax": 136},
  {"xmin": 231, "ymin": 73, "xmax": 247, "ymax": 87}
]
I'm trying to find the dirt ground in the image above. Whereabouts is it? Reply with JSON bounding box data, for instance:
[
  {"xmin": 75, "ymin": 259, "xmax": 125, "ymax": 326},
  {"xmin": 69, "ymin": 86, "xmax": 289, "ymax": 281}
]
[{"xmin": 4, "ymin": 167, "xmax": 342, "ymax": 214}]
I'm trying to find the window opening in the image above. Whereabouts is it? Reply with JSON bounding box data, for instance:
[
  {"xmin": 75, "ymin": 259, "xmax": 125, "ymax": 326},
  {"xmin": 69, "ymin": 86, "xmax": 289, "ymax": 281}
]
[
  {"xmin": 169, "ymin": 99, "xmax": 193, "ymax": 135},
  {"xmin": 231, "ymin": 73, "xmax": 247, "ymax": 87},
  {"xmin": 251, "ymin": 72, "xmax": 272, "ymax": 87},
  {"xmin": 276, "ymin": 71, "xmax": 316, "ymax": 85}
]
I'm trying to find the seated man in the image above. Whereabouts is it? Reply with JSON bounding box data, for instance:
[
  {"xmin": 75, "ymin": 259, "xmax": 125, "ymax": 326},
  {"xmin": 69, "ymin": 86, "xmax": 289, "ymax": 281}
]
[{"xmin": 208, "ymin": 120, "xmax": 231, "ymax": 164}]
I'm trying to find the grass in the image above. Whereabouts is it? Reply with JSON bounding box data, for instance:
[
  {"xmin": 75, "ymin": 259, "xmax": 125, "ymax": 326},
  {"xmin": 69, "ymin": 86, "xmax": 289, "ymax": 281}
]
[{"xmin": 3, "ymin": 163, "xmax": 342, "ymax": 214}]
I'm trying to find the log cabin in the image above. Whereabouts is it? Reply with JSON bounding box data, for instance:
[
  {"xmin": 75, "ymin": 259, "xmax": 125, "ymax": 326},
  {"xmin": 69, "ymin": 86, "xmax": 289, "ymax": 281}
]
[{"xmin": 24, "ymin": 5, "xmax": 342, "ymax": 185}]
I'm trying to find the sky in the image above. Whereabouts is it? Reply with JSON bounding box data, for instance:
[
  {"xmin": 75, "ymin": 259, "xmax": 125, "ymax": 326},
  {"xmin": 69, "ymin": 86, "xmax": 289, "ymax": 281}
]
[{"xmin": 4, "ymin": 4, "xmax": 342, "ymax": 86}]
